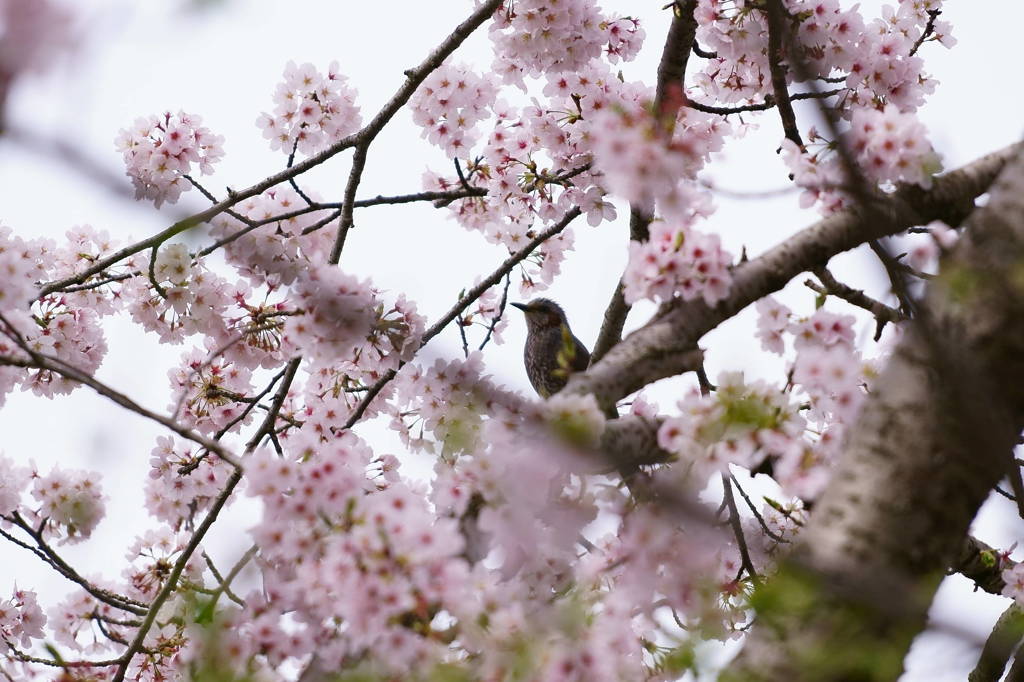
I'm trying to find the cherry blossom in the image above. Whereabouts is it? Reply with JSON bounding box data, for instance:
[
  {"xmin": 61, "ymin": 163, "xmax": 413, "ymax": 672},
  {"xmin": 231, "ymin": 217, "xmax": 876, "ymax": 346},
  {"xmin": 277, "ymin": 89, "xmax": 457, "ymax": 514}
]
[
  {"xmin": 623, "ymin": 218, "xmax": 733, "ymax": 306},
  {"xmin": 28, "ymin": 465, "xmax": 106, "ymax": 543},
  {"xmin": 0, "ymin": 588, "xmax": 45, "ymax": 653},
  {"xmin": 849, "ymin": 104, "xmax": 943, "ymax": 187},
  {"xmin": 658, "ymin": 372, "xmax": 805, "ymax": 482},
  {"xmin": 256, "ymin": 60, "xmax": 362, "ymax": 156},
  {"xmin": 410, "ymin": 62, "xmax": 497, "ymax": 158},
  {"xmin": 1003, "ymin": 562, "xmax": 1024, "ymax": 606},
  {"xmin": 115, "ymin": 111, "xmax": 225, "ymax": 207}
]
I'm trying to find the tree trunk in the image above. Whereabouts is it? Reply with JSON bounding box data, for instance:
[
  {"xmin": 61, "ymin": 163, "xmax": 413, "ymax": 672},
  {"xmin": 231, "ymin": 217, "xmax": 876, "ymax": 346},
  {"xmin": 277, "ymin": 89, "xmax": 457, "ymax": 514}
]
[{"xmin": 726, "ymin": 148, "xmax": 1024, "ymax": 681}]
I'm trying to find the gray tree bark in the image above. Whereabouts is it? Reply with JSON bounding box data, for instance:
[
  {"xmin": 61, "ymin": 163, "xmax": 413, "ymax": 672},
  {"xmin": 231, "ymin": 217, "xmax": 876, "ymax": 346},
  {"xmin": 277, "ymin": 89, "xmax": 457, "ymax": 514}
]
[{"xmin": 723, "ymin": 145, "xmax": 1024, "ymax": 681}]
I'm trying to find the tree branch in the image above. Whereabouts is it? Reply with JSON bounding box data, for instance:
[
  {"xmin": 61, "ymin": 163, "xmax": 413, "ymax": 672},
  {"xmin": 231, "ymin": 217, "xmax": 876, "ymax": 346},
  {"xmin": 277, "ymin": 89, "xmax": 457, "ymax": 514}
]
[
  {"xmin": 805, "ymin": 266, "xmax": 906, "ymax": 340},
  {"xmin": 765, "ymin": 0, "xmax": 804, "ymax": 148},
  {"xmin": 969, "ymin": 604, "xmax": 1024, "ymax": 682},
  {"xmin": 0, "ymin": 334, "xmax": 241, "ymax": 470},
  {"xmin": 565, "ymin": 143, "xmax": 1021, "ymax": 410}
]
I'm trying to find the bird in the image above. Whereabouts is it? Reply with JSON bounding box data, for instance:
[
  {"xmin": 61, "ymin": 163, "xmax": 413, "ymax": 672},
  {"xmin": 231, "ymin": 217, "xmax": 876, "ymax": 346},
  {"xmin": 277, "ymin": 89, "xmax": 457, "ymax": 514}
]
[{"xmin": 510, "ymin": 298, "xmax": 592, "ymax": 399}]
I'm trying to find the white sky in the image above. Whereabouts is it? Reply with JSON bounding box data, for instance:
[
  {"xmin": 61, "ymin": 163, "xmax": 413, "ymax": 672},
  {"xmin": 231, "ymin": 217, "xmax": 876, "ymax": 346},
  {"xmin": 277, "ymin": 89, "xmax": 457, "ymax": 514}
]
[{"xmin": 1, "ymin": 1, "xmax": 1023, "ymax": 680}]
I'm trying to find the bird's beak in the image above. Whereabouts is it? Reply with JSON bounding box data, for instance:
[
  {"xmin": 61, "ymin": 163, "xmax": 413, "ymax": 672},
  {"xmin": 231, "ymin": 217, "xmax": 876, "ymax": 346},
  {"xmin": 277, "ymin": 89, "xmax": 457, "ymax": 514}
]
[{"xmin": 511, "ymin": 302, "xmax": 530, "ymax": 312}]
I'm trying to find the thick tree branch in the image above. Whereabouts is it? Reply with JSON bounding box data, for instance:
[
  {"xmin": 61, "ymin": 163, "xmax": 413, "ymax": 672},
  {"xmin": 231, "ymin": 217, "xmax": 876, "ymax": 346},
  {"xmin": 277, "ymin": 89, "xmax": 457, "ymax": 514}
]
[
  {"xmin": 969, "ymin": 604, "xmax": 1024, "ymax": 682},
  {"xmin": 565, "ymin": 143, "xmax": 1021, "ymax": 412},
  {"xmin": 957, "ymin": 535, "xmax": 1012, "ymax": 596}
]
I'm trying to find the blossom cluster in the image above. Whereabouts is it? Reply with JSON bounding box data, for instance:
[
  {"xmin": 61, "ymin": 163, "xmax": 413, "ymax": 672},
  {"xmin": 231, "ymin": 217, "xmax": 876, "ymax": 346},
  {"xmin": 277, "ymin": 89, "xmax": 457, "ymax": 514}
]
[
  {"xmin": 391, "ymin": 351, "xmax": 524, "ymax": 455},
  {"xmin": 781, "ymin": 104, "xmax": 942, "ymax": 214},
  {"xmin": 242, "ymin": 429, "xmax": 470, "ymax": 674},
  {"xmin": 658, "ymin": 371, "xmax": 806, "ymax": 482},
  {"xmin": 489, "ymin": 0, "xmax": 644, "ymax": 85},
  {"xmin": 0, "ymin": 226, "xmax": 114, "ymax": 404},
  {"xmin": 167, "ymin": 348, "xmax": 255, "ymax": 435},
  {"xmin": 282, "ymin": 264, "xmax": 424, "ymax": 375},
  {"xmin": 115, "ymin": 111, "xmax": 225, "ymax": 207},
  {"xmin": 623, "ymin": 218, "xmax": 733, "ymax": 306},
  {"xmin": 421, "ymin": 62, "xmax": 642, "ymax": 251},
  {"xmin": 208, "ymin": 185, "xmax": 337, "ymax": 285},
  {"xmin": 123, "ymin": 248, "xmax": 242, "ymax": 345},
  {"xmin": 1003, "ymin": 562, "xmax": 1024, "ymax": 606},
  {"xmin": 28, "ymin": 464, "xmax": 106, "ymax": 543},
  {"xmin": 755, "ymin": 300, "xmax": 877, "ymax": 496},
  {"xmin": 410, "ymin": 62, "xmax": 497, "ymax": 158},
  {"xmin": 692, "ymin": 0, "xmax": 952, "ymax": 111},
  {"xmin": 144, "ymin": 437, "xmax": 233, "ymax": 529},
  {"xmin": 0, "ymin": 588, "xmax": 45, "ymax": 654},
  {"xmin": 849, "ymin": 104, "xmax": 943, "ymax": 187},
  {"xmin": 256, "ymin": 60, "xmax": 362, "ymax": 156},
  {"xmin": 0, "ymin": 224, "xmax": 46, "ymax": 316}
]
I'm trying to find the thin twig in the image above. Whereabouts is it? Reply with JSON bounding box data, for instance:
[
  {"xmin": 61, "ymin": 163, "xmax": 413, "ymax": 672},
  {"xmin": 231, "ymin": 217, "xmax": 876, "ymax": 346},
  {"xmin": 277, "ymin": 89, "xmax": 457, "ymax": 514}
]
[
  {"xmin": 909, "ymin": 9, "xmax": 942, "ymax": 57},
  {"xmin": 722, "ymin": 474, "xmax": 760, "ymax": 583},
  {"xmin": 806, "ymin": 266, "xmax": 905, "ymax": 340},
  {"xmin": 203, "ymin": 546, "xmax": 255, "ymax": 608},
  {"xmin": 478, "ymin": 273, "xmax": 512, "ymax": 351},
  {"xmin": 730, "ymin": 474, "xmax": 787, "ymax": 543},
  {"xmin": 457, "ymin": 316, "xmax": 470, "ymax": 359},
  {"xmin": 146, "ymin": 244, "xmax": 168, "ymax": 300},
  {"xmin": 0, "ymin": 314, "xmax": 241, "ymax": 469},
  {"xmin": 246, "ymin": 357, "xmax": 301, "ymax": 453},
  {"xmin": 0, "ymin": 521, "xmax": 146, "ymax": 615},
  {"xmin": 685, "ymin": 89, "xmax": 843, "ymax": 116},
  {"xmin": 287, "ymin": 139, "xmax": 316, "ymax": 206}
]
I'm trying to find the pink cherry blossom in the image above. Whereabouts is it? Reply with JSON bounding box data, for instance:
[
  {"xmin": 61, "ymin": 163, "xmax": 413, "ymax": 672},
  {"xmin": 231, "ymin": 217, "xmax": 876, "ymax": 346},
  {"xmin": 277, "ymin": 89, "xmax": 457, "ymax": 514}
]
[
  {"xmin": 410, "ymin": 63, "xmax": 497, "ymax": 158},
  {"xmin": 256, "ymin": 60, "xmax": 361, "ymax": 156},
  {"xmin": 115, "ymin": 111, "xmax": 225, "ymax": 207},
  {"xmin": 29, "ymin": 465, "xmax": 106, "ymax": 544}
]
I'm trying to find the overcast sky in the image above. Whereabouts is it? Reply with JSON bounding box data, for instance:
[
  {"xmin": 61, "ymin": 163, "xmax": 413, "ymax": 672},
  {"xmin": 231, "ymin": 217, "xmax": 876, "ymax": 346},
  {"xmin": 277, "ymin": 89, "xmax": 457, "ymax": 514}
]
[{"xmin": 1, "ymin": 1, "xmax": 1023, "ymax": 679}]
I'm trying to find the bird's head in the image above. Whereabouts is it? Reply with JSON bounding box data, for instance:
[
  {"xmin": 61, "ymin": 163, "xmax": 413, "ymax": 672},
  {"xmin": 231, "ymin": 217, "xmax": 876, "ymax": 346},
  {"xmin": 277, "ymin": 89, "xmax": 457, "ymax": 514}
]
[{"xmin": 511, "ymin": 298, "xmax": 568, "ymax": 333}]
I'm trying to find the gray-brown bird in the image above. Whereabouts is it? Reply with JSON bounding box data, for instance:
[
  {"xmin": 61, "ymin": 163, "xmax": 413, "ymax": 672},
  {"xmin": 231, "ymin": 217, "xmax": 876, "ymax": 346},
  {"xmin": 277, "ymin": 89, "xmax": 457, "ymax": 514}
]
[{"xmin": 511, "ymin": 298, "xmax": 591, "ymax": 399}]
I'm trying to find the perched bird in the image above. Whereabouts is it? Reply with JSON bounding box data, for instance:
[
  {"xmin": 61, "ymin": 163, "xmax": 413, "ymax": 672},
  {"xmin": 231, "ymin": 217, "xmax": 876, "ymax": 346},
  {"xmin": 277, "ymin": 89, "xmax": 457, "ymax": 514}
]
[{"xmin": 511, "ymin": 298, "xmax": 591, "ymax": 399}]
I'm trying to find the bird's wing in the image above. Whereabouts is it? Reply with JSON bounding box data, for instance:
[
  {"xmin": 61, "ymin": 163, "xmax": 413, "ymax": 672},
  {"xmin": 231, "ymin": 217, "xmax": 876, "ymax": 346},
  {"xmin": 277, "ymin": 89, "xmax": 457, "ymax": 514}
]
[{"xmin": 571, "ymin": 335, "xmax": 591, "ymax": 373}]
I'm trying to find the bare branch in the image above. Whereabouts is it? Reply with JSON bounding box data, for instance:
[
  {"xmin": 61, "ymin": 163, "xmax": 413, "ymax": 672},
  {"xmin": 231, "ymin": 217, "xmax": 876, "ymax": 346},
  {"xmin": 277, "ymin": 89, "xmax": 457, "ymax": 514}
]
[
  {"xmin": 806, "ymin": 266, "xmax": 905, "ymax": 340},
  {"xmin": 969, "ymin": 604, "xmax": 1024, "ymax": 682},
  {"xmin": 765, "ymin": 0, "xmax": 804, "ymax": 147},
  {"xmin": 0, "ymin": 520, "xmax": 146, "ymax": 615}
]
